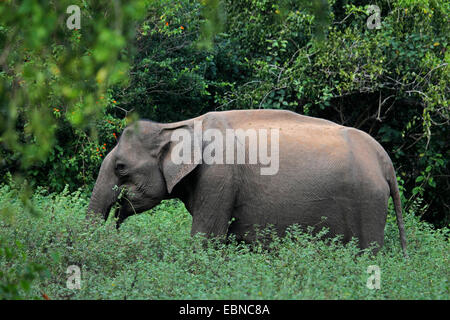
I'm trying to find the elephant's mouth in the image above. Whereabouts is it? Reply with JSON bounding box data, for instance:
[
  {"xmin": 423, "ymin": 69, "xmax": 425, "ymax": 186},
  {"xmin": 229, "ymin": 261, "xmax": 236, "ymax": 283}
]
[{"xmin": 113, "ymin": 197, "xmax": 162, "ymax": 228}]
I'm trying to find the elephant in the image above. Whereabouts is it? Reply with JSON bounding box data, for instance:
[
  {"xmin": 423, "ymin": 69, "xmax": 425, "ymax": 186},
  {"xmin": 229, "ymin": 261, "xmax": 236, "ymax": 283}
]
[{"xmin": 87, "ymin": 109, "xmax": 407, "ymax": 256}]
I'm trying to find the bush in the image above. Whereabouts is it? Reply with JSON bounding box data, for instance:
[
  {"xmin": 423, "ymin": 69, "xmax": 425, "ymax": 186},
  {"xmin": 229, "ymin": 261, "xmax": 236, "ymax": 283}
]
[{"xmin": 0, "ymin": 185, "xmax": 448, "ymax": 299}]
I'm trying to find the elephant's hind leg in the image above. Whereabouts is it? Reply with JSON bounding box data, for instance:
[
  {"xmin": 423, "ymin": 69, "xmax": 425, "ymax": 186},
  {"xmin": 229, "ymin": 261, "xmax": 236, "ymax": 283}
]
[{"xmin": 356, "ymin": 197, "xmax": 389, "ymax": 255}]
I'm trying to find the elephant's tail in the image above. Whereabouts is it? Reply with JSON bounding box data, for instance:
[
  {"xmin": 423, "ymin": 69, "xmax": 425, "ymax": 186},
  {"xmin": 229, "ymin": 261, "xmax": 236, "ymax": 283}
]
[{"xmin": 388, "ymin": 168, "xmax": 408, "ymax": 258}]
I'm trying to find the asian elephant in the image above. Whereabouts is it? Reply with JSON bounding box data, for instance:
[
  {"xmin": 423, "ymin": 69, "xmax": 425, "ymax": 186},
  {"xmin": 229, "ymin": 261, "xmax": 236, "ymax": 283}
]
[{"xmin": 87, "ymin": 109, "xmax": 407, "ymax": 256}]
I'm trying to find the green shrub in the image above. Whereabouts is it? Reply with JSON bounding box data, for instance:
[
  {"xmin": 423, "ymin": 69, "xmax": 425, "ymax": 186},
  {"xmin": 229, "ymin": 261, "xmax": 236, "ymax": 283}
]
[{"xmin": 0, "ymin": 185, "xmax": 448, "ymax": 299}]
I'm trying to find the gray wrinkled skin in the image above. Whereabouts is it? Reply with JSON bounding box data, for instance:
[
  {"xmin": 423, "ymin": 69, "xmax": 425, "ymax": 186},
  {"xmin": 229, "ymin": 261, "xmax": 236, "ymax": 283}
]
[{"xmin": 87, "ymin": 110, "xmax": 407, "ymax": 256}]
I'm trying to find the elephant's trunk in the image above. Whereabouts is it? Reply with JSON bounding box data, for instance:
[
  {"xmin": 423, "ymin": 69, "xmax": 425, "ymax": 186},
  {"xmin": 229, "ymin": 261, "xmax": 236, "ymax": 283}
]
[{"xmin": 87, "ymin": 147, "xmax": 120, "ymax": 221}]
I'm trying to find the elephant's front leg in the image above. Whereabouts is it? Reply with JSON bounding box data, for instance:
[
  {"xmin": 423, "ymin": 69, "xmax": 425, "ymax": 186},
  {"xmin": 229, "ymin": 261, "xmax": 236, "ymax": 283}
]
[
  {"xmin": 190, "ymin": 206, "xmax": 232, "ymax": 240},
  {"xmin": 189, "ymin": 166, "xmax": 235, "ymax": 240}
]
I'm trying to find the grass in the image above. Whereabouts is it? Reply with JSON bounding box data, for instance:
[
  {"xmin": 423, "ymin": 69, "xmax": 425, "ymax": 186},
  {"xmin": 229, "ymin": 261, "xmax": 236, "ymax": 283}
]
[{"xmin": 0, "ymin": 184, "xmax": 448, "ymax": 299}]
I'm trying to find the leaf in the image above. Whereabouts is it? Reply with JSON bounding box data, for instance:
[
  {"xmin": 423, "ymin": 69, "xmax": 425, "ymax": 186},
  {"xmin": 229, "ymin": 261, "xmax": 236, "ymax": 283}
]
[
  {"xmin": 412, "ymin": 186, "xmax": 422, "ymax": 196},
  {"xmin": 428, "ymin": 178, "xmax": 436, "ymax": 188}
]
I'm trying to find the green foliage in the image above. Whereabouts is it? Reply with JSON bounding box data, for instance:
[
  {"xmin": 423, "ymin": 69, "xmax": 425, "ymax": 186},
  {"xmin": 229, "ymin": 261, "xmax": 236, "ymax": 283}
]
[
  {"xmin": 0, "ymin": 0, "xmax": 147, "ymax": 300},
  {"xmin": 117, "ymin": 0, "xmax": 246, "ymax": 122},
  {"xmin": 0, "ymin": 0, "xmax": 448, "ymax": 300},
  {"xmin": 0, "ymin": 185, "xmax": 448, "ymax": 299},
  {"xmin": 0, "ymin": 237, "xmax": 47, "ymax": 299},
  {"xmin": 0, "ymin": 0, "xmax": 146, "ymax": 188}
]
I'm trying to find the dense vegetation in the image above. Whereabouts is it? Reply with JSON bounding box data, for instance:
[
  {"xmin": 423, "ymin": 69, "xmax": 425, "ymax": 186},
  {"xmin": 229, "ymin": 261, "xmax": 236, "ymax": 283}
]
[
  {"xmin": 0, "ymin": 0, "xmax": 448, "ymax": 299},
  {"xmin": 0, "ymin": 184, "xmax": 448, "ymax": 299}
]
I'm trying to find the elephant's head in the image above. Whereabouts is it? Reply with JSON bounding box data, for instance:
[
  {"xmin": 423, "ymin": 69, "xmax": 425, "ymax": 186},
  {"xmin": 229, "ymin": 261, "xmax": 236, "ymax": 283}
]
[{"xmin": 87, "ymin": 119, "xmax": 200, "ymax": 227}]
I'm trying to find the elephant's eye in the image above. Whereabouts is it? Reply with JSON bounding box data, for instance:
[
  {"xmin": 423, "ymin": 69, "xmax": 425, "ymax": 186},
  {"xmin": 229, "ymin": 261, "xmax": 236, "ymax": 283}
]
[{"xmin": 115, "ymin": 162, "xmax": 126, "ymax": 173}]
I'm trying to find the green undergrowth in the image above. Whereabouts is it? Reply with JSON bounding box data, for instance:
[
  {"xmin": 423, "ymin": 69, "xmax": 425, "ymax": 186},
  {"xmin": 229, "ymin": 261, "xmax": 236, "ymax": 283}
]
[{"xmin": 0, "ymin": 184, "xmax": 448, "ymax": 299}]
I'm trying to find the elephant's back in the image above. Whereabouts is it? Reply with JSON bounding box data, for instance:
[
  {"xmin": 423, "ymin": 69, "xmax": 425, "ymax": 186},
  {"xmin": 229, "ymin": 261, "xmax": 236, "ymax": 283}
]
[
  {"xmin": 205, "ymin": 108, "xmax": 390, "ymax": 198},
  {"xmin": 208, "ymin": 109, "xmax": 340, "ymax": 128},
  {"xmin": 278, "ymin": 125, "xmax": 389, "ymax": 195},
  {"xmin": 235, "ymin": 121, "xmax": 389, "ymax": 210}
]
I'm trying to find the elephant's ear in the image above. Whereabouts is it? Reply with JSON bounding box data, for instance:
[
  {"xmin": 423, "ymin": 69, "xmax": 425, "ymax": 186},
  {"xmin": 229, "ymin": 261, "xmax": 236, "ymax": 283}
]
[{"xmin": 159, "ymin": 120, "xmax": 203, "ymax": 194}]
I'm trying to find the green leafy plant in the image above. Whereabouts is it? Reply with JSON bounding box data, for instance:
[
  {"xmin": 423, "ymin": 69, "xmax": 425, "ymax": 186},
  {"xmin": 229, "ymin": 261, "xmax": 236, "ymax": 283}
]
[{"xmin": 0, "ymin": 184, "xmax": 448, "ymax": 299}]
